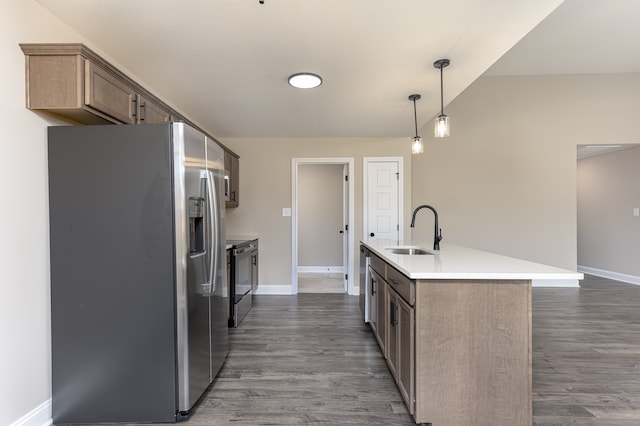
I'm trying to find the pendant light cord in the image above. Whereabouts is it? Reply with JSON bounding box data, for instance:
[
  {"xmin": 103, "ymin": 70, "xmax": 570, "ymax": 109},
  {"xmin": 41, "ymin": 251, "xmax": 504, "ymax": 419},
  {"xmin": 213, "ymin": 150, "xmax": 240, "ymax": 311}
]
[
  {"xmin": 440, "ymin": 66, "xmax": 444, "ymax": 116},
  {"xmin": 413, "ymin": 98, "xmax": 419, "ymax": 137}
]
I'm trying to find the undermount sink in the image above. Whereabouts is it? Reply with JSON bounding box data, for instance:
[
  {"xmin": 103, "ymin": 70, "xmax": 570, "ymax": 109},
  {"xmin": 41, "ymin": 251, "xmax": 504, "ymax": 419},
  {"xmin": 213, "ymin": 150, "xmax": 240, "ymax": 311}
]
[{"xmin": 385, "ymin": 247, "xmax": 432, "ymax": 255}]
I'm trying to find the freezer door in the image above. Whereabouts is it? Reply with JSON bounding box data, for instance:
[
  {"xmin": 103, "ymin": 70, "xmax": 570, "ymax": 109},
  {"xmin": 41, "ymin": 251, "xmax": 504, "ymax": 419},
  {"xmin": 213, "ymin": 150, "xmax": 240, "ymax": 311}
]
[
  {"xmin": 174, "ymin": 123, "xmax": 212, "ymax": 413},
  {"xmin": 206, "ymin": 136, "xmax": 229, "ymax": 379}
]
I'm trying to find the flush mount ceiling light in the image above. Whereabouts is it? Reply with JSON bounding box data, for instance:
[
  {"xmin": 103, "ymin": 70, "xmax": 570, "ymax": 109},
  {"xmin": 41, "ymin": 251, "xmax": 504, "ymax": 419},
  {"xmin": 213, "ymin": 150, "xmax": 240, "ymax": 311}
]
[
  {"xmin": 408, "ymin": 94, "xmax": 424, "ymax": 154},
  {"xmin": 288, "ymin": 73, "xmax": 322, "ymax": 89},
  {"xmin": 434, "ymin": 58, "xmax": 451, "ymax": 138}
]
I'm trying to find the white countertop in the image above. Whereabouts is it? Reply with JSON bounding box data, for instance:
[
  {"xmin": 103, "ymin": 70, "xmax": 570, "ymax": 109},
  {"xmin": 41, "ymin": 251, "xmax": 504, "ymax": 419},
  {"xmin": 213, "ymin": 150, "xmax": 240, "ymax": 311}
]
[
  {"xmin": 226, "ymin": 235, "xmax": 259, "ymax": 250},
  {"xmin": 361, "ymin": 239, "xmax": 583, "ymax": 281}
]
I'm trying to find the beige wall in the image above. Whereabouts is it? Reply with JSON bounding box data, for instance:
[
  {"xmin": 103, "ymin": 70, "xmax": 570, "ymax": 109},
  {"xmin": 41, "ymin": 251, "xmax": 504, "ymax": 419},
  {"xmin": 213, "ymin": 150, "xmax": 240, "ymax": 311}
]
[
  {"xmin": 221, "ymin": 137, "xmax": 412, "ymax": 288},
  {"xmin": 1, "ymin": 1, "xmax": 86, "ymax": 423},
  {"xmin": 412, "ymin": 73, "xmax": 640, "ymax": 270},
  {"xmin": 298, "ymin": 164, "xmax": 344, "ymax": 268},
  {"xmin": 578, "ymin": 146, "xmax": 640, "ymax": 277},
  {"xmin": 0, "ymin": 1, "xmax": 199, "ymax": 423}
]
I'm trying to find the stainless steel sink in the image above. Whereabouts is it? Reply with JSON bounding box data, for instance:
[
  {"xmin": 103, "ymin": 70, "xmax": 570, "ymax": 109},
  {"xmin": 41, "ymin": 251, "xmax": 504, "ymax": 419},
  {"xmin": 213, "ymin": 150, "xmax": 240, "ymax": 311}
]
[{"xmin": 385, "ymin": 247, "xmax": 432, "ymax": 255}]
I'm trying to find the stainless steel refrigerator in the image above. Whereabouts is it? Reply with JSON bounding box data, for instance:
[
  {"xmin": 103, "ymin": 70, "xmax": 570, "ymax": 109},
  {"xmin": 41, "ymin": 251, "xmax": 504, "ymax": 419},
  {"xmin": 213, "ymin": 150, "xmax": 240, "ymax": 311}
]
[{"xmin": 48, "ymin": 122, "xmax": 228, "ymax": 424}]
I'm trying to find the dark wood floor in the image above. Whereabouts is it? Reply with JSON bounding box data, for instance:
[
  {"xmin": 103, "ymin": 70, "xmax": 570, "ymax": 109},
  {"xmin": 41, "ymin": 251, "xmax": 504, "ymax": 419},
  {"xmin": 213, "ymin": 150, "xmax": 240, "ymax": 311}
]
[
  {"xmin": 188, "ymin": 276, "xmax": 640, "ymax": 426},
  {"xmin": 180, "ymin": 274, "xmax": 640, "ymax": 425},
  {"xmin": 191, "ymin": 293, "xmax": 411, "ymax": 425},
  {"xmin": 532, "ymin": 274, "xmax": 640, "ymax": 426}
]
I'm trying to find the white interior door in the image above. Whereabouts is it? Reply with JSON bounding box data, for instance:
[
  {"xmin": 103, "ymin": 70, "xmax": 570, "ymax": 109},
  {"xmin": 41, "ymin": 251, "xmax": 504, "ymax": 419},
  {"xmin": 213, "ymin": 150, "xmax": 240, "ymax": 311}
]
[{"xmin": 366, "ymin": 160, "xmax": 400, "ymax": 243}]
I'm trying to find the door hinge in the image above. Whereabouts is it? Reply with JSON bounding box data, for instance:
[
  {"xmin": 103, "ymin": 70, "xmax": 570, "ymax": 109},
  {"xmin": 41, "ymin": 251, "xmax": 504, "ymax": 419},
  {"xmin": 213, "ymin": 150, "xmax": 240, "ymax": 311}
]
[
  {"xmin": 345, "ymin": 175, "xmax": 348, "ymax": 181},
  {"xmin": 396, "ymin": 172, "xmax": 399, "ymax": 180},
  {"xmin": 397, "ymin": 224, "xmax": 399, "ymax": 231},
  {"xmin": 345, "ymin": 274, "xmax": 348, "ymax": 280},
  {"xmin": 345, "ymin": 224, "xmax": 349, "ymax": 231}
]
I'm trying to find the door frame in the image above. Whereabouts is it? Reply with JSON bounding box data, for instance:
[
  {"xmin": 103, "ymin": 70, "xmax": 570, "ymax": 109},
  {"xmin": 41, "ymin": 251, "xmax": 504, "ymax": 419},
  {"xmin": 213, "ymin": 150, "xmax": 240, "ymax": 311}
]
[
  {"xmin": 363, "ymin": 157, "xmax": 404, "ymax": 243},
  {"xmin": 292, "ymin": 158, "xmax": 356, "ymax": 295}
]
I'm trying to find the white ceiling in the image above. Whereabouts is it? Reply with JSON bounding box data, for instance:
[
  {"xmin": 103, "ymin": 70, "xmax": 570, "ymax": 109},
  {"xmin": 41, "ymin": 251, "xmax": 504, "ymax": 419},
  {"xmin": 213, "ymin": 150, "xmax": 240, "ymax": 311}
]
[
  {"xmin": 485, "ymin": 0, "xmax": 640, "ymax": 76},
  {"xmin": 34, "ymin": 0, "xmax": 640, "ymax": 139}
]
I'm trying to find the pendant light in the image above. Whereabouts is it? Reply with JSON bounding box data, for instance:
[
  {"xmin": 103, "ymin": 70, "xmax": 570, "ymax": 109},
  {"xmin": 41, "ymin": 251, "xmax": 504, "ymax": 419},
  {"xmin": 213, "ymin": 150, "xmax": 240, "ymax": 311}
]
[
  {"xmin": 433, "ymin": 59, "xmax": 450, "ymax": 138},
  {"xmin": 408, "ymin": 94, "xmax": 423, "ymax": 154}
]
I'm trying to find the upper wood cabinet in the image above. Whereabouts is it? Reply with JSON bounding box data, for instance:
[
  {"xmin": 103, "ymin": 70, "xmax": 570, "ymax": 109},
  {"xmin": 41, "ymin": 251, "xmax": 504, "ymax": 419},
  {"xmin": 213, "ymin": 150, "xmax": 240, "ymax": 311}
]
[
  {"xmin": 224, "ymin": 150, "xmax": 239, "ymax": 208},
  {"xmin": 20, "ymin": 43, "xmax": 171, "ymax": 125},
  {"xmin": 20, "ymin": 43, "xmax": 239, "ymax": 187}
]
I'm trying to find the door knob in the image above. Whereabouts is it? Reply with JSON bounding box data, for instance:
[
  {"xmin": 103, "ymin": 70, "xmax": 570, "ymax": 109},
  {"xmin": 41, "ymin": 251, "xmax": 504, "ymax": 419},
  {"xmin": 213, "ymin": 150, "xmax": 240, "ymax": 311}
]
[
  {"xmin": 370, "ymin": 232, "xmax": 375, "ymax": 237},
  {"xmin": 339, "ymin": 230, "xmax": 344, "ymax": 234}
]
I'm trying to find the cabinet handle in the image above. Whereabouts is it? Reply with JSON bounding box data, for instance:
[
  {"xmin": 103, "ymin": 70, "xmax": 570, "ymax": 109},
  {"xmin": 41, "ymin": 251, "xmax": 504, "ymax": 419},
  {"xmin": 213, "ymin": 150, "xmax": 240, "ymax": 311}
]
[
  {"xmin": 140, "ymin": 101, "xmax": 146, "ymax": 122},
  {"xmin": 371, "ymin": 277, "xmax": 376, "ymax": 296},
  {"xmin": 390, "ymin": 300, "xmax": 397, "ymax": 327},
  {"xmin": 131, "ymin": 96, "xmax": 138, "ymax": 119}
]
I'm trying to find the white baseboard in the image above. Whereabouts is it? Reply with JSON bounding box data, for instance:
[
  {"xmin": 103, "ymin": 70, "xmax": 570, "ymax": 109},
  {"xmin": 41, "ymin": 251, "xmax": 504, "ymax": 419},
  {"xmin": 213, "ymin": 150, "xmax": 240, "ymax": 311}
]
[
  {"xmin": 297, "ymin": 266, "xmax": 344, "ymax": 273},
  {"xmin": 578, "ymin": 265, "xmax": 640, "ymax": 286},
  {"xmin": 10, "ymin": 399, "xmax": 51, "ymax": 426},
  {"xmin": 253, "ymin": 285, "xmax": 293, "ymax": 295},
  {"xmin": 532, "ymin": 278, "xmax": 580, "ymax": 288}
]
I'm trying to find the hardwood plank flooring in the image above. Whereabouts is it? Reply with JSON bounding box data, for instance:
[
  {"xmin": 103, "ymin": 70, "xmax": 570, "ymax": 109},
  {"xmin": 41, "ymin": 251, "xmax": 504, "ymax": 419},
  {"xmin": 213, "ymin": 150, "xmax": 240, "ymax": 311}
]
[
  {"xmin": 532, "ymin": 274, "xmax": 640, "ymax": 426},
  {"xmin": 73, "ymin": 274, "xmax": 640, "ymax": 425},
  {"xmin": 193, "ymin": 294, "xmax": 413, "ymax": 425},
  {"xmin": 298, "ymin": 272, "xmax": 345, "ymax": 293}
]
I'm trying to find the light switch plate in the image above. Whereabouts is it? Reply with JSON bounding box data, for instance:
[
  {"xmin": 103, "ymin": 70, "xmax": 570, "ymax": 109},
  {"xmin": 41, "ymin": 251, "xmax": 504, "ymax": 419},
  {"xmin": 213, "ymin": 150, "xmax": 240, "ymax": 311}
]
[
  {"xmin": 282, "ymin": 208, "xmax": 291, "ymax": 217},
  {"xmin": 633, "ymin": 207, "xmax": 639, "ymax": 217}
]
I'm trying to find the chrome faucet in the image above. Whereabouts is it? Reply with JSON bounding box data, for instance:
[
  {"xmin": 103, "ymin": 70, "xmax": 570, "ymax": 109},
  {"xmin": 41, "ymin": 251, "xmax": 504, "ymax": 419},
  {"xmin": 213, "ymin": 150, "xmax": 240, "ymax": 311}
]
[{"xmin": 410, "ymin": 205, "xmax": 442, "ymax": 251}]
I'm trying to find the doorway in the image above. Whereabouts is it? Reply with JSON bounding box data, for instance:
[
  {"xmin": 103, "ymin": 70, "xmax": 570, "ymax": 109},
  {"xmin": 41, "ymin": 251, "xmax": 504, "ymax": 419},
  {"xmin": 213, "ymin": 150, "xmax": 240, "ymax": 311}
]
[
  {"xmin": 577, "ymin": 144, "xmax": 640, "ymax": 284},
  {"xmin": 292, "ymin": 158, "xmax": 355, "ymax": 295}
]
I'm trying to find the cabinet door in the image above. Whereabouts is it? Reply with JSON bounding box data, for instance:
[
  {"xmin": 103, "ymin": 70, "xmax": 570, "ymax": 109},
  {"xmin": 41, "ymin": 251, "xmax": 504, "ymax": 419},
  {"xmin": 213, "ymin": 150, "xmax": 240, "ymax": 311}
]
[
  {"xmin": 229, "ymin": 154, "xmax": 239, "ymax": 207},
  {"xmin": 250, "ymin": 247, "xmax": 258, "ymax": 293},
  {"xmin": 84, "ymin": 60, "xmax": 136, "ymax": 124},
  {"xmin": 224, "ymin": 151, "xmax": 239, "ymax": 208},
  {"xmin": 375, "ymin": 274, "xmax": 387, "ymax": 356},
  {"xmin": 368, "ymin": 266, "xmax": 378, "ymax": 333},
  {"xmin": 387, "ymin": 291, "xmax": 399, "ymax": 377},
  {"xmin": 138, "ymin": 95, "xmax": 171, "ymax": 124},
  {"xmin": 396, "ymin": 294, "xmax": 415, "ymax": 414}
]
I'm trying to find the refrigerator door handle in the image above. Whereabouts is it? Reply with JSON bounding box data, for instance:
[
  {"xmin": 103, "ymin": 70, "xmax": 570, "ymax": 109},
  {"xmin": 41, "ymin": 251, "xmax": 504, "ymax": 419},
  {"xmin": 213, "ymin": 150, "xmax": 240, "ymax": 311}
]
[{"xmin": 206, "ymin": 170, "xmax": 218, "ymax": 295}]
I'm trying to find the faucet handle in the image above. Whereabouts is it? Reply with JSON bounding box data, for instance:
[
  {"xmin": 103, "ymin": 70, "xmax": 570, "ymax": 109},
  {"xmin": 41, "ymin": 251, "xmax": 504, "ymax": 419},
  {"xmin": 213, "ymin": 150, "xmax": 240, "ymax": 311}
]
[{"xmin": 437, "ymin": 228, "xmax": 443, "ymax": 242}]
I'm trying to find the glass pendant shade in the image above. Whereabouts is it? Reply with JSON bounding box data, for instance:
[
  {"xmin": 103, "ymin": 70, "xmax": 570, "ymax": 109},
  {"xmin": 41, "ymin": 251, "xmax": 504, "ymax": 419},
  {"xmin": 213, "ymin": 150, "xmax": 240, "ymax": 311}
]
[
  {"xmin": 412, "ymin": 136, "xmax": 424, "ymax": 154},
  {"xmin": 408, "ymin": 93, "xmax": 423, "ymax": 155},
  {"xmin": 435, "ymin": 114, "xmax": 450, "ymax": 138}
]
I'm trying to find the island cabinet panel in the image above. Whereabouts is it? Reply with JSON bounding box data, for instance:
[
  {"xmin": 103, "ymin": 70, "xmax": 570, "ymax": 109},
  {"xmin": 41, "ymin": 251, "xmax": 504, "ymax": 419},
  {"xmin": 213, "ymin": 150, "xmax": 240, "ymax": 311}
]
[
  {"xmin": 371, "ymin": 267, "xmax": 387, "ymax": 355},
  {"xmin": 386, "ymin": 285, "xmax": 415, "ymax": 415},
  {"xmin": 368, "ymin": 252, "xmax": 386, "ymax": 344},
  {"xmin": 414, "ymin": 280, "xmax": 532, "ymax": 426}
]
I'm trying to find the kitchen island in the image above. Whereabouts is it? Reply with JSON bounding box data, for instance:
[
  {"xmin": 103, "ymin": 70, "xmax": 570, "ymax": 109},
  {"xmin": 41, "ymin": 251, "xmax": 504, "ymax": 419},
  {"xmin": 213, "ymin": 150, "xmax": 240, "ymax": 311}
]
[{"xmin": 359, "ymin": 239, "xmax": 582, "ymax": 426}]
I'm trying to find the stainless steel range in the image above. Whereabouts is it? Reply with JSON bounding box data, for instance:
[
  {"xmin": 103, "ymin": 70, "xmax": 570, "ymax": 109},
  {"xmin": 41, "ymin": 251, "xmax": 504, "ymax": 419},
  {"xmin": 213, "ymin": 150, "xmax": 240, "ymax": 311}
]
[{"xmin": 227, "ymin": 239, "xmax": 258, "ymax": 327}]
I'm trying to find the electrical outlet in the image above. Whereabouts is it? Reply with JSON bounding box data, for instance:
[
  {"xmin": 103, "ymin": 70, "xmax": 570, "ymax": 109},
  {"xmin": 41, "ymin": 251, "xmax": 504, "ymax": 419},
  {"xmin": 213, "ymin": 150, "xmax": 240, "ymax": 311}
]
[
  {"xmin": 282, "ymin": 208, "xmax": 291, "ymax": 217},
  {"xmin": 633, "ymin": 207, "xmax": 640, "ymax": 217}
]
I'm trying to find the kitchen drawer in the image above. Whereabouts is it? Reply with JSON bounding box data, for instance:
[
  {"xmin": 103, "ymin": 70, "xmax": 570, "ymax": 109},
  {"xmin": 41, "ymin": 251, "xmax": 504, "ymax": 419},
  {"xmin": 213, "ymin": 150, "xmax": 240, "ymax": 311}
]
[
  {"xmin": 386, "ymin": 265, "xmax": 415, "ymax": 306},
  {"xmin": 370, "ymin": 252, "xmax": 386, "ymax": 277}
]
